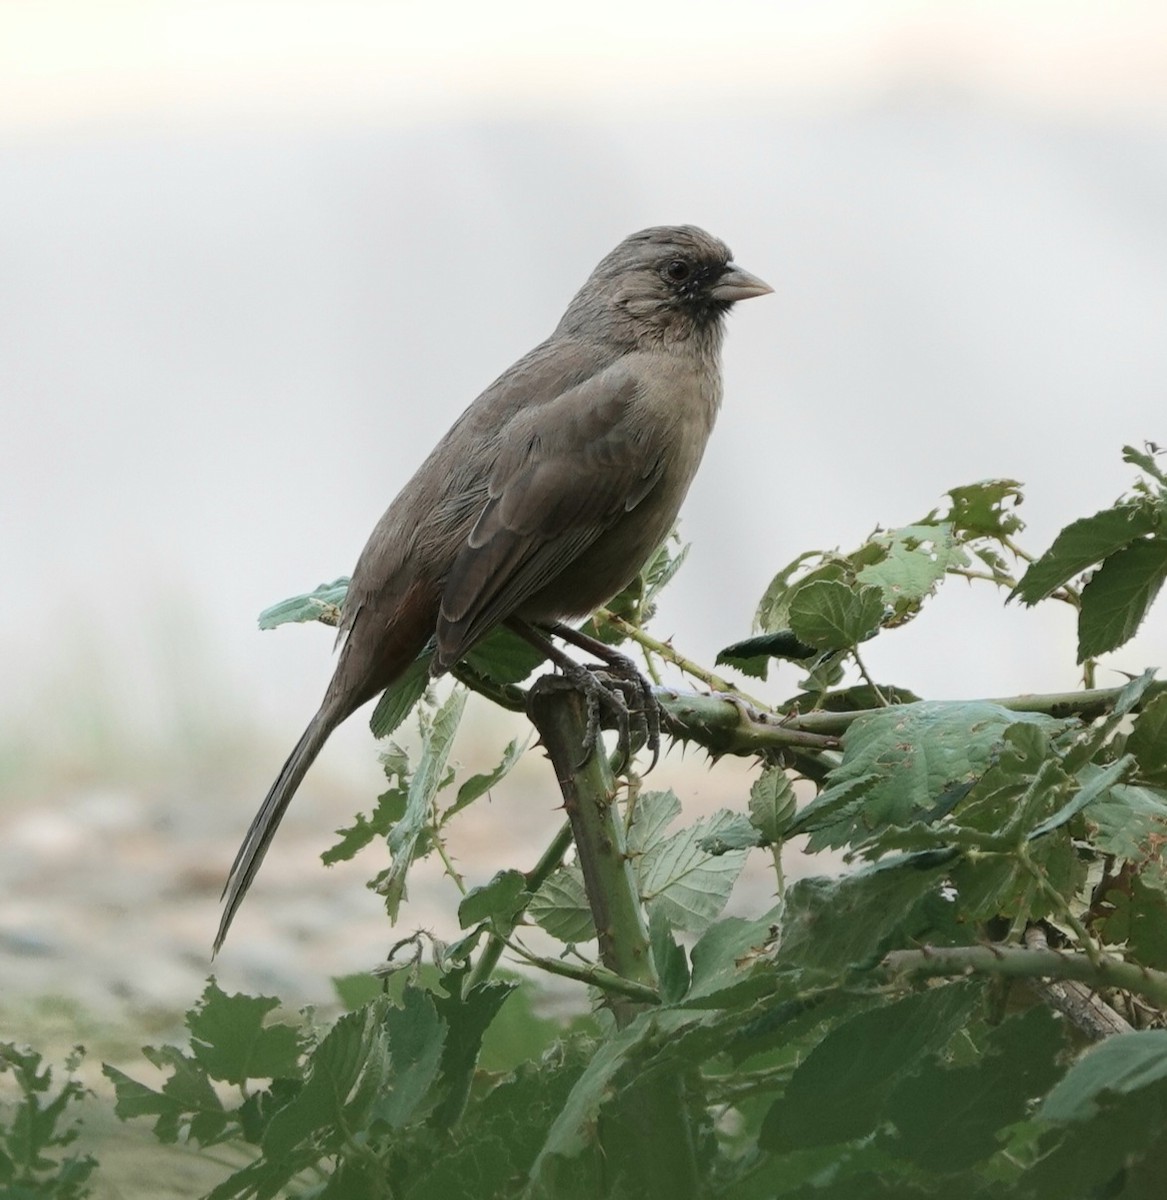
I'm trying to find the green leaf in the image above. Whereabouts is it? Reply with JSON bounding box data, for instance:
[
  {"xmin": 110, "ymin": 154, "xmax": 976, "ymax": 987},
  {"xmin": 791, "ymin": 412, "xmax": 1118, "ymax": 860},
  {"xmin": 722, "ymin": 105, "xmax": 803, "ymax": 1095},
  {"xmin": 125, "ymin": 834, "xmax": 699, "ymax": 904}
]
[
  {"xmin": 1041, "ymin": 1030, "xmax": 1167, "ymax": 1122},
  {"xmin": 458, "ymin": 869, "xmax": 530, "ymax": 932},
  {"xmin": 1013, "ymin": 503, "xmax": 1160, "ymax": 604},
  {"xmin": 527, "ymin": 1016, "xmax": 657, "ymax": 1191},
  {"xmin": 1077, "ymin": 537, "xmax": 1167, "ymax": 661},
  {"xmin": 626, "ymin": 790, "xmax": 682, "ymax": 856},
  {"xmin": 1123, "ymin": 441, "xmax": 1167, "ymax": 486},
  {"xmin": 445, "ymin": 736, "xmax": 528, "ymax": 820},
  {"xmin": 264, "ymin": 1002, "xmax": 388, "ymax": 1160},
  {"xmin": 1, "ymin": 1044, "xmax": 96, "ymax": 1195},
  {"xmin": 375, "ymin": 690, "xmax": 466, "ymax": 921},
  {"xmin": 886, "ymin": 1005, "xmax": 1065, "ymax": 1171},
  {"xmin": 1127, "ymin": 691, "xmax": 1167, "ymax": 785},
  {"xmin": 322, "ymin": 778, "xmax": 407, "ymax": 866},
  {"xmin": 855, "ymin": 523, "xmax": 966, "ymax": 617},
  {"xmin": 376, "ymin": 987, "xmax": 447, "ymax": 1128},
  {"xmin": 685, "ymin": 908, "xmax": 782, "ymax": 1005},
  {"xmin": 332, "ymin": 972, "xmax": 385, "ymax": 1011},
  {"xmin": 778, "ymin": 858, "xmax": 955, "ymax": 976},
  {"xmin": 430, "ymin": 981, "xmax": 516, "ymax": 1131},
  {"xmin": 748, "ymin": 767, "xmax": 797, "ymax": 843},
  {"xmin": 369, "ymin": 653, "xmax": 432, "ymax": 738},
  {"xmin": 640, "ymin": 531, "xmax": 690, "ymax": 608},
  {"xmin": 258, "ymin": 577, "xmax": 350, "ymax": 629},
  {"xmin": 1028, "ymin": 755, "xmax": 1134, "ymax": 840},
  {"xmin": 760, "ymin": 983, "xmax": 982, "ymax": 1150},
  {"xmin": 789, "ymin": 701, "xmax": 1065, "ymax": 849},
  {"xmin": 639, "ymin": 808, "xmax": 749, "ymax": 933},
  {"xmin": 715, "ymin": 630, "xmax": 818, "ymax": 675},
  {"xmin": 1086, "ymin": 781, "xmax": 1167, "ymax": 875},
  {"xmin": 755, "ymin": 551, "xmax": 845, "ymax": 634},
  {"xmin": 462, "ymin": 626, "xmax": 547, "ymax": 684},
  {"xmin": 941, "ymin": 479, "xmax": 1025, "ymax": 538},
  {"xmin": 104, "ymin": 1043, "xmax": 228, "ymax": 1146},
  {"xmin": 528, "ymin": 867, "xmax": 595, "ymax": 944},
  {"xmin": 648, "ymin": 909, "xmax": 691, "ymax": 1004},
  {"xmin": 696, "ymin": 813, "xmax": 762, "ymax": 855},
  {"xmin": 409, "ymin": 1050, "xmax": 590, "ymax": 1200},
  {"xmin": 187, "ymin": 980, "xmax": 304, "ymax": 1085},
  {"xmin": 1100, "ymin": 874, "xmax": 1167, "ymax": 969},
  {"xmin": 788, "ymin": 580, "xmax": 885, "ymax": 652}
]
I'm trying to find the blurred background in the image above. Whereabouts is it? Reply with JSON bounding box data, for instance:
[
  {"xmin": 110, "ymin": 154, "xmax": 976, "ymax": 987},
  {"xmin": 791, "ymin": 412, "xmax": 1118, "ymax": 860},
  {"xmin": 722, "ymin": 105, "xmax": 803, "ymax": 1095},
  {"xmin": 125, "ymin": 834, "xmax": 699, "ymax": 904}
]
[{"xmin": 2, "ymin": 1, "xmax": 1166, "ymax": 1027}]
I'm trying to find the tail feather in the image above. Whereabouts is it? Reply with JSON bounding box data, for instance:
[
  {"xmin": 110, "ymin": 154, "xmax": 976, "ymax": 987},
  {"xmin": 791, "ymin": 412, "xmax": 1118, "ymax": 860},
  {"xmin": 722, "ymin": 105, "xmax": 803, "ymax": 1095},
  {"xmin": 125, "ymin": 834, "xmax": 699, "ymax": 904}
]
[{"xmin": 214, "ymin": 710, "xmax": 336, "ymax": 954}]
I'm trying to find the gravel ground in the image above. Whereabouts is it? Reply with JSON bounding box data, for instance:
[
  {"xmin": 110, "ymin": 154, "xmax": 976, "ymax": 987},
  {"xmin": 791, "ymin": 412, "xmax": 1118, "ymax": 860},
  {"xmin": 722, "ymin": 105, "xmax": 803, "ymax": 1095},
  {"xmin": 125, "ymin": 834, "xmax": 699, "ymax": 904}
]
[
  {"xmin": 2, "ymin": 714, "xmax": 815, "ymax": 1034},
  {"xmin": 2, "ymin": 706, "xmax": 838, "ymax": 1198}
]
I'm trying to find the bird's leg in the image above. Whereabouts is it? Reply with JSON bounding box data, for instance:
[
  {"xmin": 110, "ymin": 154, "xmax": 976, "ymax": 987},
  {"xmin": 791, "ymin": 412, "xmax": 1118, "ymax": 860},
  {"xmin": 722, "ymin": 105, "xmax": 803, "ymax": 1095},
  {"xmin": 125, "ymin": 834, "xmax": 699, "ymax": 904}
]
[
  {"xmin": 506, "ymin": 618, "xmax": 660, "ymax": 773},
  {"xmin": 544, "ymin": 622, "xmax": 662, "ymax": 771}
]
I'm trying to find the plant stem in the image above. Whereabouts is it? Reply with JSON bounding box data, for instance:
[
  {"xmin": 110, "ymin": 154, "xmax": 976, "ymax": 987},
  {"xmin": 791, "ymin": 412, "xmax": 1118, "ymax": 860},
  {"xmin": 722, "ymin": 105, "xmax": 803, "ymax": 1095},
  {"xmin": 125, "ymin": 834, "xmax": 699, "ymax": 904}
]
[
  {"xmin": 526, "ymin": 676, "xmax": 703, "ymax": 1200},
  {"xmin": 501, "ymin": 938, "xmax": 660, "ymax": 1004},
  {"xmin": 881, "ymin": 944, "xmax": 1167, "ymax": 1010},
  {"xmin": 526, "ymin": 679, "xmax": 657, "ymax": 1024},
  {"xmin": 785, "ymin": 679, "xmax": 1167, "ymax": 735},
  {"xmin": 599, "ymin": 609, "xmax": 768, "ymax": 707},
  {"xmin": 467, "ymin": 821, "xmax": 574, "ymax": 990}
]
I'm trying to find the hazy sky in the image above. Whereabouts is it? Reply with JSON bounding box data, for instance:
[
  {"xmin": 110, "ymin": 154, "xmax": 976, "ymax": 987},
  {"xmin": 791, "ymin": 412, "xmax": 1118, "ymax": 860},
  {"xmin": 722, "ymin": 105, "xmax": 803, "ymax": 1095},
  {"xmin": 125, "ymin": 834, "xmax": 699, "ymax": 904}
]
[
  {"xmin": 2, "ymin": 2, "xmax": 1165, "ymax": 776},
  {"xmin": 3, "ymin": 1, "xmax": 1167, "ymax": 130}
]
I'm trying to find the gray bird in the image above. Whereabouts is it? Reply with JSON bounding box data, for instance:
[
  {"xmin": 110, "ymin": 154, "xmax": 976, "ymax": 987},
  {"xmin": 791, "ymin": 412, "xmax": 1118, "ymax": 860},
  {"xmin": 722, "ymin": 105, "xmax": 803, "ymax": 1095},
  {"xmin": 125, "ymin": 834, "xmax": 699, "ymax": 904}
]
[{"xmin": 216, "ymin": 225, "xmax": 771, "ymax": 951}]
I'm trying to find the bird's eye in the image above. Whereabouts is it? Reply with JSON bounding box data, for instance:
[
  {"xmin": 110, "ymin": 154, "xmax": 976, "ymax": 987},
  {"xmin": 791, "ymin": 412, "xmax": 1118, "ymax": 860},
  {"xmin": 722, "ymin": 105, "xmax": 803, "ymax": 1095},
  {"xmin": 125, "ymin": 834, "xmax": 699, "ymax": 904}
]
[{"xmin": 664, "ymin": 259, "xmax": 691, "ymax": 283}]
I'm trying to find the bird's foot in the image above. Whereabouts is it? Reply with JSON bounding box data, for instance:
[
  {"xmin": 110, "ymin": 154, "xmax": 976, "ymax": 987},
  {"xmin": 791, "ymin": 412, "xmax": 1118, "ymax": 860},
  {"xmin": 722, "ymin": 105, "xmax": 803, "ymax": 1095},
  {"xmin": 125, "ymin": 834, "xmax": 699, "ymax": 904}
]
[
  {"xmin": 552, "ymin": 652, "xmax": 660, "ymax": 774},
  {"xmin": 506, "ymin": 618, "xmax": 661, "ymax": 774}
]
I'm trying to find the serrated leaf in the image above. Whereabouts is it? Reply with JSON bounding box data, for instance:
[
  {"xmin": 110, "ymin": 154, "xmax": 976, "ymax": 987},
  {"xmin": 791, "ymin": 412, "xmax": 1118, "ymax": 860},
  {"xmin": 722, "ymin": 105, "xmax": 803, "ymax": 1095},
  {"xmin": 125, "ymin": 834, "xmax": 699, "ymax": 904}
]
[
  {"xmin": 264, "ymin": 1003, "xmax": 388, "ymax": 1160},
  {"xmin": 1028, "ymin": 755, "xmax": 1134, "ymax": 840},
  {"xmin": 855, "ymin": 523, "xmax": 966, "ymax": 616},
  {"xmin": 376, "ymin": 691, "xmax": 466, "ymax": 920},
  {"xmin": 369, "ymin": 653, "xmax": 432, "ymax": 738},
  {"xmin": 528, "ymin": 867, "xmax": 595, "ymax": 944},
  {"xmin": 458, "ymin": 869, "xmax": 530, "ymax": 932},
  {"xmin": 462, "ymin": 626, "xmax": 548, "ymax": 684},
  {"xmin": 104, "ymin": 1043, "xmax": 229, "ymax": 1146},
  {"xmin": 715, "ymin": 630, "xmax": 818, "ymax": 676},
  {"xmin": 887, "ymin": 1006, "xmax": 1064, "ymax": 1171},
  {"xmin": 322, "ymin": 783, "xmax": 407, "ymax": 866},
  {"xmin": 789, "ymin": 701, "xmax": 1065, "ymax": 850},
  {"xmin": 639, "ymin": 809, "xmax": 749, "ymax": 933},
  {"xmin": 1086, "ymin": 782, "xmax": 1167, "ymax": 879},
  {"xmin": 760, "ymin": 983, "xmax": 982, "ymax": 1150},
  {"xmin": 1128, "ymin": 692, "xmax": 1167, "ymax": 785},
  {"xmin": 788, "ymin": 579, "xmax": 885, "ymax": 651},
  {"xmin": 1123, "ymin": 442, "xmax": 1167, "ymax": 486},
  {"xmin": 430, "ymin": 980, "xmax": 516, "ymax": 1130},
  {"xmin": 942, "ymin": 479, "xmax": 1025, "ymax": 538},
  {"xmin": 188, "ymin": 980, "xmax": 303, "ymax": 1085},
  {"xmin": 258, "ymin": 578, "xmax": 350, "ymax": 629},
  {"xmin": 1076, "ymin": 538, "xmax": 1167, "ymax": 661},
  {"xmin": 697, "ymin": 814, "xmax": 762, "ymax": 855},
  {"xmin": 640, "ymin": 529, "xmax": 690, "ymax": 608},
  {"xmin": 1041, "ymin": 1030, "xmax": 1167, "ymax": 1122},
  {"xmin": 755, "ymin": 551, "xmax": 844, "ymax": 634},
  {"xmin": 626, "ymin": 790, "xmax": 682, "ymax": 856},
  {"xmin": 778, "ymin": 858, "xmax": 954, "ymax": 975},
  {"xmin": 1100, "ymin": 874, "xmax": 1167, "ymax": 968},
  {"xmin": 649, "ymin": 909, "xmax": 690, "ymax": 1004},
  {"xmin": 1013, "ymin": 504, "xmax": 1160, "ymax": 604},
  {"xmin": 445, "ymin": 736, "xmax": 528, "ymax": 820},
  {"xmin": 375, "ymin": 987, "xmax": 447, "ymax": 1128},
  {"xmin": 684, "ymin": 908, "xmax": 782, "ymax": 1005},
  {"xmin": 749, "ymin": 767, "xmax": 797, "ymax": 843}
]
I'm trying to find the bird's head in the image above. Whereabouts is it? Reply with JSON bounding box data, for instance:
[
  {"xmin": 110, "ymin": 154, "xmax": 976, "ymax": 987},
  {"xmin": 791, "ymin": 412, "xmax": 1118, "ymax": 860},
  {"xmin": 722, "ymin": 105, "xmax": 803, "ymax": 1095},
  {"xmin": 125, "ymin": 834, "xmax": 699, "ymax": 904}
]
[{"xmin": 558, "ymin": 225, "xmax": 772, "ymax": 349}]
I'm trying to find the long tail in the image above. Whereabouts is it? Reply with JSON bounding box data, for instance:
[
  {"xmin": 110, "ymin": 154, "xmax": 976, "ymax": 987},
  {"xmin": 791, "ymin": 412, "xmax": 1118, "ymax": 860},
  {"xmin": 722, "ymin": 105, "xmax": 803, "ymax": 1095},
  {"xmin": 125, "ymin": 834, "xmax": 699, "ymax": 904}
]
[{"xmin": 214, "ymin": 708, "xmax": 337, "ymax": 954}]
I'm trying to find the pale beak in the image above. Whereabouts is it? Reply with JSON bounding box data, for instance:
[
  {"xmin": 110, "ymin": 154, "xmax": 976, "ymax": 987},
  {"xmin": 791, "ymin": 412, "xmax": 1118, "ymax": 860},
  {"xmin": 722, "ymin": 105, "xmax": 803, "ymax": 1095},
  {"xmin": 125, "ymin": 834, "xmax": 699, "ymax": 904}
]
[{"xmin": 709, "ymin": 264, "xmax": 773, "ymax": 303}]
